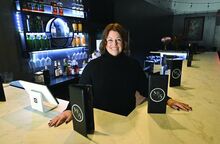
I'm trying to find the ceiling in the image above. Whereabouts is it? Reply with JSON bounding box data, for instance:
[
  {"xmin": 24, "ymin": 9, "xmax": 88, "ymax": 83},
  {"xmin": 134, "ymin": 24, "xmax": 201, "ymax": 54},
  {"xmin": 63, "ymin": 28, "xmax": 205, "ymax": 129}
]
[{"xmin": 144, "ymin": 0, "xmax": 220, "ymax": 14}]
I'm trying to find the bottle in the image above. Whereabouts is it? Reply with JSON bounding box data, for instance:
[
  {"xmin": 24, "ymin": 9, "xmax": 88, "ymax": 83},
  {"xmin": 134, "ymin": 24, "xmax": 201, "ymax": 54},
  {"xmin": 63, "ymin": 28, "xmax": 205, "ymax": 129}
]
[
  {"xmin": 32, "ymin": 34, "xmax": 38, "ymax": 51},
  {"xmin": 71, "ymin": 35, "xmax": 76, "ymax": 47},
  {"xmin": 30, "ymin": 34, "xmax": 36, "ymax": 51},
  {"xmin": 63, "ymin": 58, "xmax": 68, "ymax": 76},
  {"xmin": 79, "ymin": 0, "xmax": 84, "ymax": 11},
  {"xmin": 26, "ymin": 34, "xmax": 32, "ymax": 50},
  {"xmin": 75, "ymin": 34, "xmax": 80, "ymax": 47},
  {"xmin": 40, "ymin": 34, "xmax": 45, "ymax": 50},
  {"xmin": 51, "ymin": 23, "xmax": 57, "ymax": 37},
  {"xmin": 36, "ymin": 16, "xmax": 44, "ymax": 32},
  {"xmin": 54, "ymin": 61, "xmax": 59, "ymax": 77},
  {"xmin": 36, "ymin": 34, "xmax": 42, "ymax": 50},
  {"xmin": 67, "ymin": 56, "xmax": 72, "ymax": 76},
  {"xmin": 78, "ymin": 22, "xmax": 82, "ymax": 32},
  {"xmin": 71, "ymin": 0, "xmax": 76, "ymax": 10},
  {"xmin": 80, "ymin": 33, "xmax": 86, "ymax": 46},
  {"xmin": 43, "ymin": 66, "xmax": 50, "ymax": 85},
  {"xmin": 38, "ymin": 0, "xmax": 44, "ymax": 12},
  {"xmin": 74, "ymin": 60, "xmax": 79, "ymax": 75},
  {"xmin": 57, "ymin": 60, "xmax": 63, "ymax": 76},
  {"xmin": 51, "ymin": 0, "xmax": 58, "ymax": 14},
  {"xmin": 57, "ymin": 0, "xmax": 63, "ymax": 15},
  {"xmin": 72, "ymin": 22, "xmax": 78, "ymax": 32},
  {"xmin": 42, "ymin": 33, "xmax": 49, "ymax": 50},
  {"xmin": 26, "ymin": 15, "xmax": 31, "ymax": 32}
]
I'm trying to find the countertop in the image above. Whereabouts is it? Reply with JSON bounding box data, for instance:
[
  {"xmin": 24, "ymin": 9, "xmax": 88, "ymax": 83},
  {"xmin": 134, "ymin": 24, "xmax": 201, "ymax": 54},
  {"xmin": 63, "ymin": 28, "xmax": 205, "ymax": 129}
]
[{"xmin": 1, "ymin": 52, "xmax": 220, "ymax": 144}]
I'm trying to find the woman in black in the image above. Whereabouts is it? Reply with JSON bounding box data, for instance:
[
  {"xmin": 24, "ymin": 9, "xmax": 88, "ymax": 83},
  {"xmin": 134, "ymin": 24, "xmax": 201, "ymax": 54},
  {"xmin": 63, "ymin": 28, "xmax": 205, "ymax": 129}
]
[{"xmin": 48, "ymin": 23, "xmax": 192, "ymax": 127}]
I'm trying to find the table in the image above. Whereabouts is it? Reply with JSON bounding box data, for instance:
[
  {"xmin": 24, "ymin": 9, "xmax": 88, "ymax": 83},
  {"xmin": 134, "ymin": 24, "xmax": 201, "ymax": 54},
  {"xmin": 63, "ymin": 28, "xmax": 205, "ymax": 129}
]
[{"xmin": 1, "ymin": 52, "xmax": 220, "ymax": 144}]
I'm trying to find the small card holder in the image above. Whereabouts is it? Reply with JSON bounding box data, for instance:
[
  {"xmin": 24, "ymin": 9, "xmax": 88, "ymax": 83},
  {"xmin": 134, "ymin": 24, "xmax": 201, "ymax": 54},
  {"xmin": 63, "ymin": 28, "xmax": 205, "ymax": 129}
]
[
  {"xmin": 69, "ymin": 84, "xmax": 94, "ymax": 137},
  {"xmin": 29, "ymin": 90, "xmax": 57, "ymax": 112}
]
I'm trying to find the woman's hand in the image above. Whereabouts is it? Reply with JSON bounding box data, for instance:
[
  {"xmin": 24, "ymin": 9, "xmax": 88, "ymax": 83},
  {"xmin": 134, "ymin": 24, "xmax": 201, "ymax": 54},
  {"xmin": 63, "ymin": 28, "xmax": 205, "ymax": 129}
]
[
  {"xmin": 48, "ymin": 110, "xmax": 73, "ymax": 127},
  {"xmin": 167, "ymin": 99, "xmax": 192, "ymax": 111}
]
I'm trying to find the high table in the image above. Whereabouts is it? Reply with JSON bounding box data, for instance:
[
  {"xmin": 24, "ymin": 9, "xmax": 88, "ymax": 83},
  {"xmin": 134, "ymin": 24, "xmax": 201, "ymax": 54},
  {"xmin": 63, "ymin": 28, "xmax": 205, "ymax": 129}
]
[{"xmin": 1, "ymin": 52, "xmax": 220, "ymax": 144}]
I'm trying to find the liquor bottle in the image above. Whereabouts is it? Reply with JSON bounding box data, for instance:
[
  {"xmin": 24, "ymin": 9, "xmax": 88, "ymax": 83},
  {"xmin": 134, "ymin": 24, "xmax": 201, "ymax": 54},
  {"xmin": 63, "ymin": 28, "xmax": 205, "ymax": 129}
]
[
  {"xmin": 54, "ymin": 61, "xmax": 59, "ymax": 77},
  {"xmin": 43, "ymin": 66, "xmax": 50, "ymax": 85},
  {"xmin": 67, "ymin": 57, "xmax": 72, "ymax": 76},
  {"xmin": 35, "ymin": 16, "xmax": 43, "ymax": 32},
  {"xmin": 63, "ymin": 58, "xmax": 68, "ymax": 76},
  {"xmin": 74, "ymin": 60, "xmax": 79, "ymax": 75},
  {"xmin": 57, "ymin": 60, "xmax": 63, "ymax": 76},
  {"xmin": 22, "ymin": 0, "xmax": 28, "ymax": 10}
]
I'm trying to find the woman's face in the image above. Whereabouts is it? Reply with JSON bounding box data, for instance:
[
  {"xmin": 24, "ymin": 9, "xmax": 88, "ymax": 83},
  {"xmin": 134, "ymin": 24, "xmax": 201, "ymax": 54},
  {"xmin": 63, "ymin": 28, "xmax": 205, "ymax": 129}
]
[{"xmin": 106, "ymin": 30, "xmax": 123, "ymax": 56}]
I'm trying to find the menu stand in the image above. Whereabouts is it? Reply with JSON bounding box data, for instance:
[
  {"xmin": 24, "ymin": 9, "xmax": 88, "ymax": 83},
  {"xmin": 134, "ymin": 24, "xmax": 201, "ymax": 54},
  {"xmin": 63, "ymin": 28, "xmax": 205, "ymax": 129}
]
[
  {"xmin": 170, "ymin": 60, "xmax": 183, "ymax": 87},
  {"xmin": 148, "ymin": 74, "xmax": 168, "ymax": 113},
  {"xmin": 69, "ymin": 84, "xmax": 94, "ymax": 137}
]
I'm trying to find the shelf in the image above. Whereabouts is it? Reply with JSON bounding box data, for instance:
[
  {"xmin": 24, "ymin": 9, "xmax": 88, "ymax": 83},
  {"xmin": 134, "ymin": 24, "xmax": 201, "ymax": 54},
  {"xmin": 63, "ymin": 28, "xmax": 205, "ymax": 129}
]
[
  {"xmin": 16, "ymin": 1, "xmax": 85, "ymax": 18},
  {"xmin": 30, "ymin": 46, "xmax": 88, "ymax": 54}
]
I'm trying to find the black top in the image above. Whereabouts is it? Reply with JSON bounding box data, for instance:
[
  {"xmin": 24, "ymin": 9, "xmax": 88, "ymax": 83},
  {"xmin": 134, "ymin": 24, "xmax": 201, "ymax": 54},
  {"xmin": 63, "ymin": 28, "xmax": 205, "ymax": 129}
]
[{"xmin": 67, "ymin": 52, "xmax": 149, "ymax": 116}]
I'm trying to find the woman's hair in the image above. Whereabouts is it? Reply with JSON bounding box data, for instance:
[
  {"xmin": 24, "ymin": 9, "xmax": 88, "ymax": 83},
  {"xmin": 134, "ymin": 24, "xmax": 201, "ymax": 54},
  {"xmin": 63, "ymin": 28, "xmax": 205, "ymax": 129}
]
[{"xmin": 99, "ymin": 23, "xmax": 130, "ymax": 55}]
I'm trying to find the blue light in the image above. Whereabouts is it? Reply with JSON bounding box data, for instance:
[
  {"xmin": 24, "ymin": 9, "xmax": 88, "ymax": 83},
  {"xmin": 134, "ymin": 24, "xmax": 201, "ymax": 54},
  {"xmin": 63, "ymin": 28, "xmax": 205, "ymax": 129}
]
[
  {"xmin": 15, "ymin": 12, "xmax": 23, "ymax": 32},
  {"xmin": 30, "ymin": 47, "xmax": 88, "ymax": 62},
  {"xmin": 15, "ymin": 0, "xmax": 21, "ymax": 11}
]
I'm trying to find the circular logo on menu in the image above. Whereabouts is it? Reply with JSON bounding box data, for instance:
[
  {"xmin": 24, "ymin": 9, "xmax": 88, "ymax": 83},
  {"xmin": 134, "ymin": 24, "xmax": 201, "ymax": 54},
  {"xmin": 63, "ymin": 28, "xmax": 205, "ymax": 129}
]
[
  {"xmin": 71, "ymin": 104, "xmax": 83, "ymax": 123},
  {"xmin": 150, "ymin": 88, "xmax": 166, "ymax": 103},
  {"xmin": 172, "ymin": 68, "xmax": 181, "ymax": 79}
]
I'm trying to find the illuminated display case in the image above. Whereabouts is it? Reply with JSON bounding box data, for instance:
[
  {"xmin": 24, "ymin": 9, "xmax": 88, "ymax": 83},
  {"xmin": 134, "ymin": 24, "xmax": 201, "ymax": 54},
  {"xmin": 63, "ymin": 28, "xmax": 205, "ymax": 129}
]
[{"xmin": 14, "ymin": 0, "xmax": 89, "ymax": 78}]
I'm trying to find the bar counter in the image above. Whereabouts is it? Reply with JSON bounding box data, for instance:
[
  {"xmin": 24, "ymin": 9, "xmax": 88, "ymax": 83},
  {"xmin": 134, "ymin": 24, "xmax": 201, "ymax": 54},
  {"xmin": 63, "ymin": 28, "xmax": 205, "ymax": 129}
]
[{"xmin": 1, "ymin": 52, "xmax": 220, "ymax": 144}]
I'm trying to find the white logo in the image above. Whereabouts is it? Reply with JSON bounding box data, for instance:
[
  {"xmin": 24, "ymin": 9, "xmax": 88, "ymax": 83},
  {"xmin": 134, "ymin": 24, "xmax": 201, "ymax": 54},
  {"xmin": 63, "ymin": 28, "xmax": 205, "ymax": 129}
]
[
  {"xmin": 71, "ymin": 104, "xmax": 83, "ymax": 122},
  {"xmin": 150, "ymin": 88, "xmax": 166, "ymax": 103},
  {"xmin": 172, "ymin": 68, "xmax": 181, "ymax": 79}
]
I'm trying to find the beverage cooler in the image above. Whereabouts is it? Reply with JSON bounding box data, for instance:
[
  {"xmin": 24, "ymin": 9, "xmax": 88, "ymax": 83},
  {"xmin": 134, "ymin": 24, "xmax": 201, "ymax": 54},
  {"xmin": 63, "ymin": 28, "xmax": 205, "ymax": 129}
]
[{"xmin": 14, "ymin": 0, "xmax": 89, "ymax": 79}]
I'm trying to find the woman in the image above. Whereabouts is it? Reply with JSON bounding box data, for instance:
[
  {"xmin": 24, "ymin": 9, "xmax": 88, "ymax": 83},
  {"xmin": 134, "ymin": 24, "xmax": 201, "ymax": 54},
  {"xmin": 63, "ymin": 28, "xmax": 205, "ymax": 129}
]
[{"xmin": 48, "ymin": 23, "xmax": 192, "ymax": 127}]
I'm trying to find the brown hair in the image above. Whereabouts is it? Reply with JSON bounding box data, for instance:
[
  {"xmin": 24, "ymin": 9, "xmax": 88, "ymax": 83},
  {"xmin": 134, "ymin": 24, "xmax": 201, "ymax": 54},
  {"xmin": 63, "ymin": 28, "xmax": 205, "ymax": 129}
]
[{"xmin": 99, "ymin": 23, "xmax": 130, "ymax": 55}]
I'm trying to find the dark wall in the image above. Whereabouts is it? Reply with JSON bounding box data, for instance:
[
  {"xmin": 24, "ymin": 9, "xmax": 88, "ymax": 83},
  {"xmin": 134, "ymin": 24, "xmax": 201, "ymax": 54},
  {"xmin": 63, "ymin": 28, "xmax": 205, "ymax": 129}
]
[
  {"xmin": 87, "ymin": 0, "xmax": 114, "ymax": 53},
  {"xmin": 114, "ymin": 0, "xmax": 173, "ymax": 66},
  {"xmin": 0, "ymin": 0, "xmax": 25, "ymax": 80}
]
